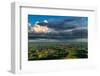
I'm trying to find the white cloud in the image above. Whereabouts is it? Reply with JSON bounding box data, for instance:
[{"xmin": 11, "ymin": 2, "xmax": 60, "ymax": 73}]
[
  {"xmin": 35, "ymin": 21, "xmax": 39, "ymax": 25},
  {"xmin": 28, "ymin": 23, "xmax": 31, "ymax": 27},
  {"xmin": 43, "ymin": 20, "xmax": 48, "ymax": 23},
  {"xmin": 28, "ymin": 24, "xmax": 33, "ymax": 32},
  {"xmin": 33, "ymin": 24, "xmax": 48, "ymax": 33},
  {"xmin": 48, "ymin": 28, "xmax": 59, "ymax": 33}
]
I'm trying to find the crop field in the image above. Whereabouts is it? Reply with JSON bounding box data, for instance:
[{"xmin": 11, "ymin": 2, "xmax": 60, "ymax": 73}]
[{"xmin": 28, "ymin": 41, "xmax": 88, "ymax": 60}]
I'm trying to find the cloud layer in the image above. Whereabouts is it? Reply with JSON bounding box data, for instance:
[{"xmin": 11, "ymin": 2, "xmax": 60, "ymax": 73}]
[{"xmin": 28, "ymin": 15, "xmax": 88, "ymax": 40}]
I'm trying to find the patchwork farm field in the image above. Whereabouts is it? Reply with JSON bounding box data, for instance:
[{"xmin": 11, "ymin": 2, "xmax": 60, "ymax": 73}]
[{"xmin": 28, "ymin": 41, "xmax": 88, "ymax": 60}]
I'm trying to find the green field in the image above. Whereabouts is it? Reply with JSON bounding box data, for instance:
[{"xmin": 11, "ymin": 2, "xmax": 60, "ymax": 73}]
[{"xmin": 28, "ymin": 41, "xmax": 88, "ymax": 60}]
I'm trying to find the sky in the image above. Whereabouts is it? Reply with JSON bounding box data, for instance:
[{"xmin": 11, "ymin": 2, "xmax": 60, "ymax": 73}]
[
  {"xmin": 28, "ymin": 15, "xmax": 88, "ymax": 40},
  {"xmin": 28, "ymin": 14, "xmax": 88, "ymax": 27}
]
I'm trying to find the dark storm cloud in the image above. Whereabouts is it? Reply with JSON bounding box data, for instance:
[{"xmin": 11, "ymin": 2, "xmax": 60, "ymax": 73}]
[
  {"xmin": 47, "ymin": 18, "xmax": 79, "ymax": 30},
  {"xmin": 29, "ymin": 27, "xmax": 87, "ymax": 40},
  {"xmin": 28, "ymin": 15, "xmax": 88, "ymax": 40}
]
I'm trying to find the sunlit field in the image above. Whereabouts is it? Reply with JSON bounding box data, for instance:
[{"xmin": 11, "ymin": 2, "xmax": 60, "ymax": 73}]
[{"xmin": 28, "ymin": 41, "xmax": 88, "ymax": 60}]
